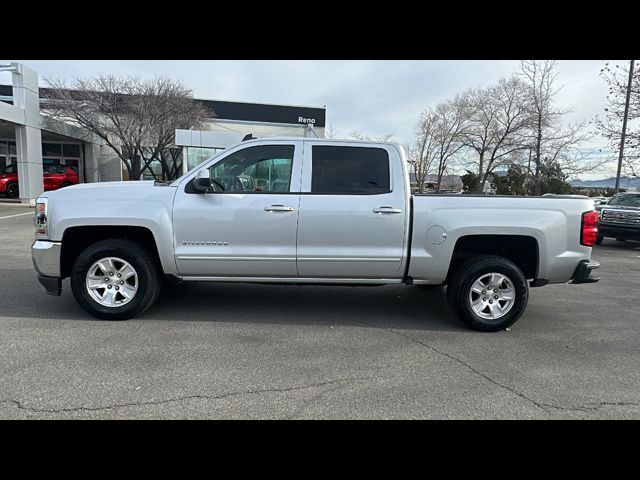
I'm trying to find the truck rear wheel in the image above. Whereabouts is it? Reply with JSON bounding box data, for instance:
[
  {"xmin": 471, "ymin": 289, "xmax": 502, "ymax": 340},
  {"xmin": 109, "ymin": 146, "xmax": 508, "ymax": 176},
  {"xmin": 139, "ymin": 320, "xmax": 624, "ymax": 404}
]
[
  {"xmin": 446, "ymin": 255, "xmax": 528, "ymax": 332},
  {"xmin": 70, "ymin": 239, "xmax": 161, "ymax": 320}
]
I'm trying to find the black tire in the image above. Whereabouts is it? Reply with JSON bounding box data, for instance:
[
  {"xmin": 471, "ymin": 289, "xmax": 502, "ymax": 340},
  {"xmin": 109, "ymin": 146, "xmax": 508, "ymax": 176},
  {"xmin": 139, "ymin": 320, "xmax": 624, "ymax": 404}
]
[
  {"xmin": 59, "ymin": 182, "xmax": 72, "ymax": 189},
  {"xmin": 5, "ymin": 182, "xmax": 19, "ymax": 198},
  {"xmin": 70, "ymin": 239, "xmax": 161, "ymax": 320},
  {"xmin": 595, "ymin": 236, "xmax": 604, "ymax": 245},
  {"xmin": 446, "ymin": 255, "xmax": 529, "ymax": 332}
]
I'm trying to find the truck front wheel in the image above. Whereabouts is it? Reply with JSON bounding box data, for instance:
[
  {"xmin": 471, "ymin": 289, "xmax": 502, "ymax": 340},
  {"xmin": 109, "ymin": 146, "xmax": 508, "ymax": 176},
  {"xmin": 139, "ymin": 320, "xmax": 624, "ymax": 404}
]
[
  {"xmin": 70, "ymin": 239, "xmax": 161, "ymax": 320},
  {"xmin": 446, "ymin": 255, "xmax": 529, "ymax": 332}
]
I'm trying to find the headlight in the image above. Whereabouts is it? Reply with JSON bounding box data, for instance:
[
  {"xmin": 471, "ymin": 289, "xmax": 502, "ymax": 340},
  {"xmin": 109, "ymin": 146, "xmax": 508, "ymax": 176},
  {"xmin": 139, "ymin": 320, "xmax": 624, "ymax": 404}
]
[{"xmin": 34, "ymin": 197, "xmax": 48, "ymax": 239}]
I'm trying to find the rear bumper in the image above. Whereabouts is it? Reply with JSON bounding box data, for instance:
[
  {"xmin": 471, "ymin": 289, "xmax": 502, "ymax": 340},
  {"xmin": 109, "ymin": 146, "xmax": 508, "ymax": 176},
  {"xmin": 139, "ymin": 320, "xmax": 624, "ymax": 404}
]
[
  {"xmin": 571, "ymin": 259, "xmax": 600, "ymax": 284},
  {"xmin": 599, "ymin": 224, "xmax": 640, "ymax": 241},
  {"xmin": 32, "ymin": 240, "xmax": 62, "ymax": 296}
]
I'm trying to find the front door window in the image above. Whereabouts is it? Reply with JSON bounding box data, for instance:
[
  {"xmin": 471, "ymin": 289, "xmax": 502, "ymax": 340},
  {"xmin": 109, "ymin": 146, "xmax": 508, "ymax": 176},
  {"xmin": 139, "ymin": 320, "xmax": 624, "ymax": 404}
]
[{"xmin": 208, "ymin": 145, "xmax": 294, "ymax": 193}]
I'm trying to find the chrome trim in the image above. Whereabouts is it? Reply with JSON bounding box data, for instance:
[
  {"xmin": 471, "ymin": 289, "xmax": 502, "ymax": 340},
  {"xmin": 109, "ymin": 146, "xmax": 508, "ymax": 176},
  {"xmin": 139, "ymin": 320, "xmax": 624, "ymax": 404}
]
[
  {"xmin": 264, "ymin": 205, "xmax": 294, "ymax": 212},
  {"xmin": 181, "ymin": 276, "xmax": 403, "ymax": 284},
  {"xmin": 601, "ymin": 208, "xmax": 640, "ymax": 225},
  {"xmin": 299, "ymin": 257, "xmax": 401, "ymax": 262},
  {"xmin": 177, "ymin": 256, "xmax": 296, "ymax": 261},
  {"xmin": 31, "ymin": 240, "xmax": 61, "ymax": 277},
  {"xmin": 373, "ymin": 207, "xmax": 402, "ymax": 214}
]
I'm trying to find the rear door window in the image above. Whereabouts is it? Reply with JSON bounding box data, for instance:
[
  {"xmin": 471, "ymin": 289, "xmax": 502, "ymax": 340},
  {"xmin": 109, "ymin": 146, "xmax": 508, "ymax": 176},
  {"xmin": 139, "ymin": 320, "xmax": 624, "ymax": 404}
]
[{"xmin": 311, "ymin": 146, "xmax": 390, "ymax": 194}]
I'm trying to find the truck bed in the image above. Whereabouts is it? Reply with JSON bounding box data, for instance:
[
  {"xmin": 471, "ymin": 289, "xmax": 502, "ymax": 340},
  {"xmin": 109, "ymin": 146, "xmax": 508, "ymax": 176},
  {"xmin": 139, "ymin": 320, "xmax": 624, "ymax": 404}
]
[{"xmin": 408, "ymin": 194, "xmax": 596, "ymax": 285}]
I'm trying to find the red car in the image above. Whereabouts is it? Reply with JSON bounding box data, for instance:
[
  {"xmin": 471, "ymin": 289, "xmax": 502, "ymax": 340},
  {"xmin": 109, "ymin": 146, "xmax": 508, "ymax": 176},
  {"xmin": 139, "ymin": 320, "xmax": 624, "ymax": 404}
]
[{"xmin": 0, "ymin": 164, "xmax": 79, "ymax": 198}]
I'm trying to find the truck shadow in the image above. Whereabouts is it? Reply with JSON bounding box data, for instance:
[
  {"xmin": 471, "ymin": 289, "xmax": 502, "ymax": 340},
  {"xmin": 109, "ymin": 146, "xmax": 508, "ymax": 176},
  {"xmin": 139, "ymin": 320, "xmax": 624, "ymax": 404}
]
[
  {"xmin": 3, "ymin": 267, "xmax": 462, "ymax": 331},
  {"xmin": 147, "ymin": 282, "xmax": 462, "ymax": 332},
  {"xmin": 597, "ymin": 239, "xmax": 640, "ymax": 250}
]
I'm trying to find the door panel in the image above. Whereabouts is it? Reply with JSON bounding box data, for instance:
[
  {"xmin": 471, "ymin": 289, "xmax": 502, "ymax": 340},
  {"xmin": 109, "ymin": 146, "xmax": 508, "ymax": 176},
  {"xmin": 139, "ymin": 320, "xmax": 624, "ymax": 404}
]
[
  {"xmin": 296, "ymin": 143, "xmax": 408, "ymax": 279},
  {"xmin": 173, "ymin": 142, "xmax": 302, "ymax": 277},
  {"xmin": 173, "ymin": 193, "xmax": 299, "ymax": 277}
]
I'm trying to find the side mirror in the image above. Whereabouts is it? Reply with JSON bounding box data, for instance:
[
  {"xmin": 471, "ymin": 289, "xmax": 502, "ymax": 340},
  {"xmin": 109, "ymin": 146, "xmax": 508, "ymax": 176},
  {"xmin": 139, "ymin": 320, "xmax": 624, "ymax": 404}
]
[{"xmin": 192, "ymin": 169, "xmax": 211, "ymax": 193}]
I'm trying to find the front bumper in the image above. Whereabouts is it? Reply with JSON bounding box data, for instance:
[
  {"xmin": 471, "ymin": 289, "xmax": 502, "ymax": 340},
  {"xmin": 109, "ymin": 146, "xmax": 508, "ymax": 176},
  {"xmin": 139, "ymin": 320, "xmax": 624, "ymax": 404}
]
[
  {"xmin": 599, "ymin": 224, "xmax": 640, "ymax": 241},
  {"xmin": 571, "ymin": 259, "xmax": 600, "ymax": 284},
  {"xmin": 32, "ymin": 240, "xmax": 62, "ymax": 296}
]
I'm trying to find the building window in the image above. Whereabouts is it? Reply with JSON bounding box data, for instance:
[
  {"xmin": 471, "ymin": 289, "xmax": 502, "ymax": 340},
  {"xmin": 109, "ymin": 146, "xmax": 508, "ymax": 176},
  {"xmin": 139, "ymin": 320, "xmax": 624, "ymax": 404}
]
[
  {"xmin": 0, "ymin": 141, "xmax": 17, "ymax": 172},
  {"xmin": 311, "ymin": 146, "xmax": 391, "ymax": 194},
  {"xmin": 137, "ymin": 147, "xmax": 183, "ymax": 181},
  {"xmin": 0, "ymin": 140, "xmax": 80, "ymax": 176},
  {"xmin": 65, "ymin": 159, "xmax": 79, "ymax": 172},
  {"xmin": 63, "ymin": 144, "xmax": 81, "ymax": 158},
  {"xmin": 41, "ymin": 142, "xmax": 82, "ymax": 171},
  {"xmin": 43, "ymin": 143, "xmax": 63, "ymax": 156}
]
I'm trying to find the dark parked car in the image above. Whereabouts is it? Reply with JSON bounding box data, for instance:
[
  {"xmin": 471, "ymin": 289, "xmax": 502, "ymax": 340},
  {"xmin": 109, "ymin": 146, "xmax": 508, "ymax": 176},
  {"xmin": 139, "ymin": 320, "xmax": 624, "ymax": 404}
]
[{"xmin": 596, "ymin": 191, "xmax": 640, "ymax": 243}]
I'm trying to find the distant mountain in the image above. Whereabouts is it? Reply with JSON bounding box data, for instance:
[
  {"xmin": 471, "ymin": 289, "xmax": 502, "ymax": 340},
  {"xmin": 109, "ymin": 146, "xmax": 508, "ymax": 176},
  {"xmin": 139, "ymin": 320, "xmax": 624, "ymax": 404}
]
[{"xmin": 570, "ymin": 176, "xmax": 640, "ymax": 188}]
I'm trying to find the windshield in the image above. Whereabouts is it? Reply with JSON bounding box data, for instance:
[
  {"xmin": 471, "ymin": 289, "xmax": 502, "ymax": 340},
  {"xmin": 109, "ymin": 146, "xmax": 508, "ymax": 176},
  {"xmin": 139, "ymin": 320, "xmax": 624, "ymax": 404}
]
[
  {"xmin": 608, "ymin": 193, "xmax": 640, "ymax": 208},
  {"xmin": 0, "ymin": 164, "xmax": 16, "ymax": 174}
]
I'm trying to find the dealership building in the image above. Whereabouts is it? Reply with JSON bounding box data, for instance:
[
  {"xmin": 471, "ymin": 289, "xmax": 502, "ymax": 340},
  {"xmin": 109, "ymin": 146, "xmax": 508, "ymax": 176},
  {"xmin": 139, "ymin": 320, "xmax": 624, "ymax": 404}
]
[{"xmin": 0, "ymin": 62, "xmax": 326, "ymax": 204}]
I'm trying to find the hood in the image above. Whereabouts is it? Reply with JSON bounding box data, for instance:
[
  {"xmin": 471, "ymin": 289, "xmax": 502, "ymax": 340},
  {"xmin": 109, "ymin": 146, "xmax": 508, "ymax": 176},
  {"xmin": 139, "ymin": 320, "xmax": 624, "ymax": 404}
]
[
  {"xmin": 602, "ymin": 204, "xmax": 640, "ymax": 212},
  {"xmin": 41, "ymin": 180, "xmax": 176, "ymax": 201}
]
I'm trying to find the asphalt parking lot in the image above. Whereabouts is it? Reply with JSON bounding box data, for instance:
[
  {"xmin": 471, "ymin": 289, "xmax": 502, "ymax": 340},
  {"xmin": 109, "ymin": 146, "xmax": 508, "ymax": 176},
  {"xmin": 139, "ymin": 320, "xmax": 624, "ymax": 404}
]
[{"xmin": 1, "ymin": 202, "xmax": 639, "ymax": 419}]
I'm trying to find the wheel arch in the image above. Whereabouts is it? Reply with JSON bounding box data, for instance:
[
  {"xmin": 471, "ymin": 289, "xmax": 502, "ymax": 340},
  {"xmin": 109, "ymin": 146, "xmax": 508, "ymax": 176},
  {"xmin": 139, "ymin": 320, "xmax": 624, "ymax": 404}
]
[
  {"xmin": 445, "ymin": 234, "xmax": 539, "ymax": 284},
  {"xmin": 60, "ymin": 225, "xmax": 164, "ymax": 279}
]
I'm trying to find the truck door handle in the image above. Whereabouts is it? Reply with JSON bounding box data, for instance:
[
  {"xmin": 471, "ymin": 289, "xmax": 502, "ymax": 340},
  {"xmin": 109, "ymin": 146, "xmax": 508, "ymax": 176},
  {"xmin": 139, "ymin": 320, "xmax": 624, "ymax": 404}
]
[
  {"xmin": 373, "ymin": 206, "xmax": 402, "ymax": 214},
  {"xmin": 264, "ymin": 205, "xmax": 294, "ymax": 212}
]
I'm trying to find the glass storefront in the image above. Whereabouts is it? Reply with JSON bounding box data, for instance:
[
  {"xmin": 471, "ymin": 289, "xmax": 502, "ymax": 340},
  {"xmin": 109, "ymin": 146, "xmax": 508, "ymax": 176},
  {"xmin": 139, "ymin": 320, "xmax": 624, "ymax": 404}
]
[
  {"xmin": 0, "ymin": 140, "xmax": 17, "ymax": 173},
  {"xmin": 137, "ymin": 147, "xmax": 184, "ymax": 181},
  {"xmin": 40, "ymin": 142, "xmax": 82, "ymax": 174},
  {"xmin": 186, "ymin": 147, "xmax": 223, "ymax": 172},
  {"xmin": 0, "ymin": 140, "xmax": 81, "ymax": 175}
]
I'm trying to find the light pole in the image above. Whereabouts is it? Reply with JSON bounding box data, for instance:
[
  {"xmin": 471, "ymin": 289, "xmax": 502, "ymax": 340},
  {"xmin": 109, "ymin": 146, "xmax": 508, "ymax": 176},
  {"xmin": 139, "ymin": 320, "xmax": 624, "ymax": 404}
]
[{"xmin": 614, "ymin": 59, "xmax": 635, "ymax": 194}]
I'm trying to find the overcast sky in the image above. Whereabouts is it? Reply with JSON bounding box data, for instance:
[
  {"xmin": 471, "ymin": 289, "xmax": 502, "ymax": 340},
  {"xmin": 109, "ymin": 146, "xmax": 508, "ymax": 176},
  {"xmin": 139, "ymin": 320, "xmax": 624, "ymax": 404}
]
[{"xmin": 1, "ymin": 60, "xmax": 624, "ymax": 178}]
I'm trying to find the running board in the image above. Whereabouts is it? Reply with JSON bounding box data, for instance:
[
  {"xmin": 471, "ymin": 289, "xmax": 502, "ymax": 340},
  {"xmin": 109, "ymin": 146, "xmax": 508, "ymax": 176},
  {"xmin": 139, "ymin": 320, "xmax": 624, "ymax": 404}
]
[{"xmin": 180, "ymin": 276, "xmax": 403, "ymax": 285}]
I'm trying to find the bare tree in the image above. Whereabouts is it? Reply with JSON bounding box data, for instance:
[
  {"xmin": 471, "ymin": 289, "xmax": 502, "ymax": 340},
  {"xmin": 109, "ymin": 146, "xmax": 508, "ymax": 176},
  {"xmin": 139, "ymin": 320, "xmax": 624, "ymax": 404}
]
[
  {"xmin": 348, "ymin": 131, "xmax": 395, "ymax": 142},
  {"xmin": 595, "ymin": 61, "xmax": 640, "ymax": 178},
  {"xmin": 407, "ymin": 108, "xmax": 439, "ymax": 192},
  {"xmin": 461, "ymin": 76, "xmax": 533, "ymax": 193},
  {"xmin": 432, "ymin": 96, "xmax": 470, "ymax": 191},
  {"xmin": 519, "ymin": 60, "xmax": 596, "ymax": 195},
  {"xmin": 44, "ymin": 75, "xmax": 208, "ymax": 181},
  {"xmin": 324, "ymin": 123, "xmax": 338, "ymax": 139}
]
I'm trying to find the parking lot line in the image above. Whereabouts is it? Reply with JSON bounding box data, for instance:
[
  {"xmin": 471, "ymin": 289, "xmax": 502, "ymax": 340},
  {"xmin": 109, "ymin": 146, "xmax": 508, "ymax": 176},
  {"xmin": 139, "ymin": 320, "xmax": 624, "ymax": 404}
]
[{"xmin": 0, "ymin": 212, "xmax": 33, "ymax": 220}]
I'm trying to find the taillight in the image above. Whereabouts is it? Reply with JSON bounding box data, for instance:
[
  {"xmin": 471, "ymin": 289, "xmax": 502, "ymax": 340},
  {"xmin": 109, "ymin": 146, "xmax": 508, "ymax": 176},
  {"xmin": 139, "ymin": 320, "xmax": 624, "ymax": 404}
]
[{"xmin": 581, "ymin": 210, "xmax": 599, "ymax": 247}]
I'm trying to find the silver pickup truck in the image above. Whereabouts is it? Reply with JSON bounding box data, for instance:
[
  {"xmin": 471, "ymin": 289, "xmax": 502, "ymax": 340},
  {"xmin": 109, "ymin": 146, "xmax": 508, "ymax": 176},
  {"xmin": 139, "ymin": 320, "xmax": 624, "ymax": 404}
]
[{"xmin": 31, "ymin": 138, "xmax": 601, "ymax": 331}]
